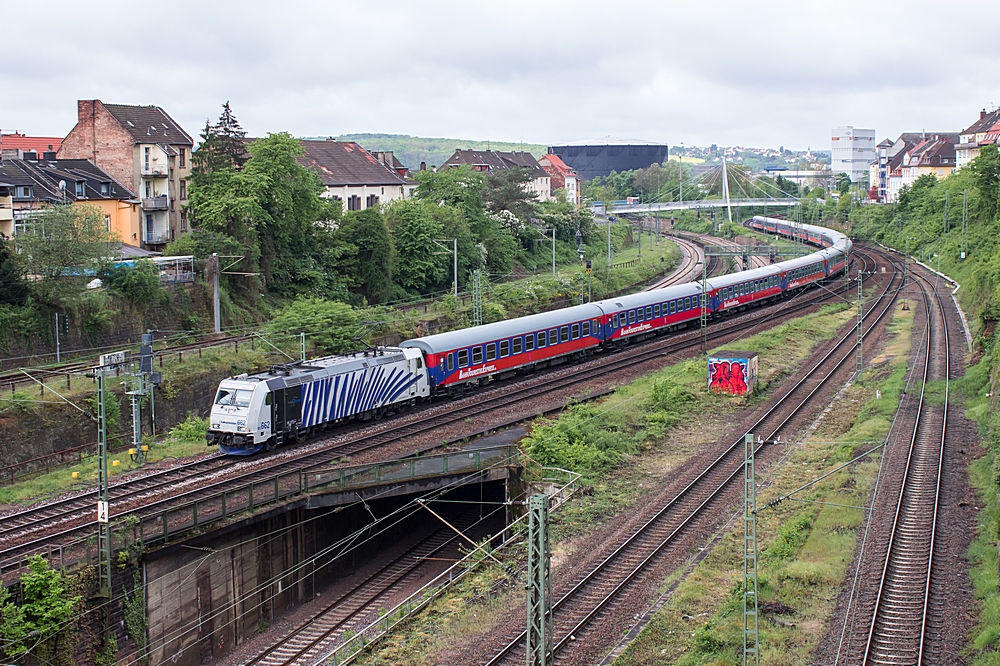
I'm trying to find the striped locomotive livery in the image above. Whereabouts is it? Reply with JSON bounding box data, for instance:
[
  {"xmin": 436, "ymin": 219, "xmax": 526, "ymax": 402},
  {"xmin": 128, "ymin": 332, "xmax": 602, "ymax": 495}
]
[{"xmin": 300, "ymin": 363, "xmax": 421, "ymax": 427}]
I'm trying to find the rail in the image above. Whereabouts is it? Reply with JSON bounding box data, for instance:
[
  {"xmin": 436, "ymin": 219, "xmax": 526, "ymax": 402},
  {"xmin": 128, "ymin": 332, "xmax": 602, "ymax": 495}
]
[{"xmin": 315, "ymin": 466, "xmax": 581, "ymax": 666}]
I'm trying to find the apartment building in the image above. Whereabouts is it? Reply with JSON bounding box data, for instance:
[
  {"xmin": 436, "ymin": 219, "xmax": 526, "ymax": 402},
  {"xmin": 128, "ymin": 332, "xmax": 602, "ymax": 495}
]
[
  {"xmin": 58, "ymin": 100, "xmax": 193, "ymax": 250},
  {"xmin": 831, "ymin": 126, "xmax": 876, "ymax": 183}
]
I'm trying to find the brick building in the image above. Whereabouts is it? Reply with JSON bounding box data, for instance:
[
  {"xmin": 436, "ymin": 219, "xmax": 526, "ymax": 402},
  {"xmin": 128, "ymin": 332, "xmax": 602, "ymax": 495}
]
[
  {"xmin": 439, "ymin": 149, "xmax": 551, "ymax": 202},
  {"xmin": 58, "ymin": 100, "xmax": 193, "ymax": 249},
  {"xmin": 537, "ymin": 153, "xmax": 580, "ymax": 207}
]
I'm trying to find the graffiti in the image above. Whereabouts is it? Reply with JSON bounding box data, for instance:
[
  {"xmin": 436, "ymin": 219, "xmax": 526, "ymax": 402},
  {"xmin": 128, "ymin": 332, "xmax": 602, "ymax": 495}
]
[{"xmin": 710, "ymin": 360, "xmax": 749, "ymax": 395}]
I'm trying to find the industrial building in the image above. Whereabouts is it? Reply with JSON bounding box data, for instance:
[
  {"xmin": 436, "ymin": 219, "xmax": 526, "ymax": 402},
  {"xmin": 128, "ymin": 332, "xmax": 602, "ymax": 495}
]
[{"xmin": 547, "ymin": 138, "xmax": 668, "ymax": 181}]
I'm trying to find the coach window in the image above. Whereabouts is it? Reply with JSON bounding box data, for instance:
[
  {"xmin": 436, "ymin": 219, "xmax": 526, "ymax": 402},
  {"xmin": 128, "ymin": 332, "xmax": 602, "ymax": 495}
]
[
  {"xmin": 646, "ymin": 306, "xmax": 652, "ymax": 319},
  {"xmin": 447, "ymin": 353, "xmax": 455, "ymax": 371},
  {"xmin": 526, "ymin": 334, "xmax": 535, "ymax": 351},
  {"xmin": 560, "ymin": 326, "xmax": 569, "ymax": 343},
  {"xmin": 571, "ymin": 323, "xmax": 580, "ymax": 339},
  {"xmin": 512, "ymin": 337, "xmax": 522, "ymax": 354},
  {"xmin": 549, "ymin": 329, "xmax": 558, "ymax": 345},
  {"xmin": 613, "ymin": 314, "xmax": 619, "ymax": 328},
  {"xmin": 654, "ymin": 304, "xmax": 660, "ymax": 317},
  {"xmin": 583, "ymin": 321, "xmax": 591, "ymax": 336},
  {"xmin": 486, "ymin": 343, "xmax": 497, "ymax": 361},
  {"xmin": 499, "ymin": 340, "xmax": 509, "ymax": 357},
  {"xmin": 669, "ymin": 301, "xmax": 676, "ymax": 314},
  {"xmin": 458, "ymin": 349, "xmax": 469, "ymax": 367},
  {"xmin": 627, "ymin": 310, "xmax": 635, "ymax": 324},
  {"xmin": 537, "ymin": 332, "xmax": 546, "ymax": 348},
  {"xmin": 685, "ymin": 297, "xmax": 691, "ymax": 309},
  {"xmin": 637, "ymin": 308, "xmax": 644, "ymax": 322},
  {"xmin": 472, "ymin": 346, "xmax": 483, "ymax": 365}
]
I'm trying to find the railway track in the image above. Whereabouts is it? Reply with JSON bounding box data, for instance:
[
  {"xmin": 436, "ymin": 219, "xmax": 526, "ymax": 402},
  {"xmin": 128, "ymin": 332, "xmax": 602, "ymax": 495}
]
[
  {"xmin": 242, "ymin": 511, "xmax": 482, "ymax": 666},
  {"xmin": 478, "ymin": 248, "xmax": 903, "ymax": 665},
  {"xmin": 0, "ymin": 248, "xmax": 878, "ymax": 576},
  {"xmin": 859, "ymin": 270, "xmax": 951, "ymax": 665}
]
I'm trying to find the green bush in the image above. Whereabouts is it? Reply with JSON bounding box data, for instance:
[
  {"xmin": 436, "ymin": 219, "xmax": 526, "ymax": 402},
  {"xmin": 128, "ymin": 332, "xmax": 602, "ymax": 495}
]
[
  {"xmin": 267, "ymin": 297, "xmax": 361, "ymax": 355},
  {"xmin": 168, "ymin": 415, "xmax": 210, "ymax": 444}
]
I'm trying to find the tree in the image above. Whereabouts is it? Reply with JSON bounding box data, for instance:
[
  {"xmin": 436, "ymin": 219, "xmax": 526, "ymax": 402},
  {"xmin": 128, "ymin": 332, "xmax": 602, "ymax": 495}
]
[
  {"xmin": 15, "ymin": 204, "xmax": 121, "ymax": 308},
  {"xmin": 190, "ymin": 102, "xmax": 249, "ymax": 189},
  {"xmin": 484, "ymin": 166, "xmax": 537, "ymax": 223},
  {"xmin": 267, "ymin": 297, "xmax": 360, "ymax": 354},
  {"xmin": 385, "ymin": 200, "xmax": 445, "ymax": 293},
  {"xmin": 106, "ymin": 259, "xmax": 164, "ymax": 314},
  {"xmin": 0, "ymin": 238, "xmax": 27, "ymax": 306},
  {"xmin": 413, "ymin": 166, "xmax": 487, "ymax": 218},
  {"xmin": 835, "ymin": 172, "xmax": 852, "ymax": 195},
  {"xmin": 0, "ymin": 555, "xmax": 79, "ymax": 660},
  {"xmin": 342, "ymin": 207, "xmax": 393, "ymax": 303},
  {"xmin": 971, "ymin": 143, "xmax": 1000, "ymax": 218}
]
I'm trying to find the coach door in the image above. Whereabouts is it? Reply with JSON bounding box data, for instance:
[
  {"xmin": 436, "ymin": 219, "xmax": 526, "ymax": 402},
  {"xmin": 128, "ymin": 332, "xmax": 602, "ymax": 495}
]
[
  {"xmin": 272, "ymin": 388, "xmax": 285, "ymax": 434},
  {"xmin": 408, "ymin": 356, "xmax": 422, "ymax": 396}
]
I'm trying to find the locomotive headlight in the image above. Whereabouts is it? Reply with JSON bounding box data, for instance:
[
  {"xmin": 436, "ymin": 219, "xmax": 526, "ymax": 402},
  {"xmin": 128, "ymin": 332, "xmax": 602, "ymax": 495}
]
[
  {"xmin": 212, "ymin": 423, "xmax": 220, "ymax": 429},
  {"xmin": 237, "ymin": 425, "xmax": 247, "ymax": 432}
]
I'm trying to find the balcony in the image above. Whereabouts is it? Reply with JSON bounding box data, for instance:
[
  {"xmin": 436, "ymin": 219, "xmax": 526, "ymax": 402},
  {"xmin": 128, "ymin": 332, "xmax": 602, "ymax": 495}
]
[
  {"xmin": 142, "ymin": 197, "xmax": 169, "ymax": 211},
  {"xmin": 140, "ymin": 164, "xmax": 169, "ymax": 178},
  {"xmin": 145, "ymin": 231, "xmax": 171, "ymax": 245}
]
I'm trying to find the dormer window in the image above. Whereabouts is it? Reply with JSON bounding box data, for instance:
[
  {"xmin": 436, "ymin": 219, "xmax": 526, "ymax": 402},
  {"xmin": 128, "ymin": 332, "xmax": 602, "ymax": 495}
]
[
  {"xmin": 16, "ymin": 186, "xmax": 32, "ymax": 198},
  {"xmin": 101, "ymin": 182, "xmax": 110, "ymax": 196},
  {"xmin": 75, "ymin": 181, "xmax": 86, "ymax": 197}
]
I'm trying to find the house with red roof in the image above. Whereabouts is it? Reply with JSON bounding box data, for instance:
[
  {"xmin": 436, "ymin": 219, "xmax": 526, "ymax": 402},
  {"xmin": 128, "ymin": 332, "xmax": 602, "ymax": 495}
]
[
  {"xmin": 537, "ymin": 153, "xmax": 580, "ymax": 207},
  {"xmin": 0, "ymin": 132, "xmax": 63, "ymax": 160},
  {"xmin": 957, "ymin": 109, "xmax": 1000, "ymax": 169}
]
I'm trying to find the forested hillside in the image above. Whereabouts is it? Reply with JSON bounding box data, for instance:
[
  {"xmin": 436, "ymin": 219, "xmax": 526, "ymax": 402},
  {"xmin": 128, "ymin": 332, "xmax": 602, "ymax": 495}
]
[{"xmin": 332, "ymin": 133, "xmax": 546, "ymax": 171}]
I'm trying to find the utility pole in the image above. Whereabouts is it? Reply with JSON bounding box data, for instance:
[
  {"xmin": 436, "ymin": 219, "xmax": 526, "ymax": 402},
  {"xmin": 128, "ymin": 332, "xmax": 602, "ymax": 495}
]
[
  {"xmin": 743, "ymin": 433, "xmax": 759, "ymax": 666},
  {"xmin": 943, "ymin": 189, "xmax": 950, "ymax": 234},
  {"xmin": 432, "ymin": 239, "xmax": 459, "ymax": 297},
  {"xmin": 300, "ymin": 332, "xmax": 306, "ymax": 361},
  {"xmin": 637, "ymin": 219, "xmax": 642, "ymax": 259},
  {"xmin": 678, "ymin": 144, "xmax": 683, "ymax": 205},
  {"xmin": 54, "ymin": 313, "xmax": 62, "ymax": 363},
  {"xmin": 856, "ymin": 270, "xmax": 864, "ymax": 377},
  {"xmin": 208, "ymin": 252, "xmax": 221, "ymax": 334},
  {"xmin": 550, "ymin": 228, "xmax": 556, "ymax": 275},
  {"xmin": 701, "ymin": 260, "xmax": 708, "ymax": 353},
  {"xmin": 526, "ymin": 494, "xmax": 552, "ymax": 666},
  {"xmin": 472, "ymin": 269, "xmax": 483, "ymax": 327},
  {"xmin": 961, "ymin": 189, "xmax": 969, "ymax": 260}
]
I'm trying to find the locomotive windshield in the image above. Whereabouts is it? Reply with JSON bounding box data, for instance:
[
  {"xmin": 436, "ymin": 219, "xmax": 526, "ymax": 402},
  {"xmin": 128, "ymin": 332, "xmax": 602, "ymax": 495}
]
[{"xmin": 215, "ymin": 388, "xmax": 253, "ymax": 408}]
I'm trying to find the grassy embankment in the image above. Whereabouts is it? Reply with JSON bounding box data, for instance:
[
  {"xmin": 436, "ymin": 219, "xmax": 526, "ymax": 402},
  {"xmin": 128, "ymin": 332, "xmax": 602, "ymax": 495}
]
[
  {"xmin": 614, "ymin": 300, "xmax": 913, "ymax": 665},
  {"xmin": 350, "ymin": 303, "xmax": 854, "ymax": 666}
]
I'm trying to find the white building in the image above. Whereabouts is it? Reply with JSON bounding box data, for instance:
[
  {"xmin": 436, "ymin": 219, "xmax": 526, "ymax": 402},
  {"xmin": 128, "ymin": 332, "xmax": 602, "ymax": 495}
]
[{"xmin": 831, "ymin": 126, "xmax": 876, "ymax": 183}]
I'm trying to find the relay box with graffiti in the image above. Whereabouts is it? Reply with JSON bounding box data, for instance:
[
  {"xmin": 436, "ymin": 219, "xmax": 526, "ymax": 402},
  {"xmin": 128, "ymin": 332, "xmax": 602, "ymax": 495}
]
[{"xmin": 707, "ymin": 351, "xmax": 759, "ymax": 396}]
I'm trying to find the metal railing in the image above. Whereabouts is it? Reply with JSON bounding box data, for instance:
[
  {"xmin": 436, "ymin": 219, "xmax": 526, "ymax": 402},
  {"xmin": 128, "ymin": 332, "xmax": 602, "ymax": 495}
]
[
  {"xmin": 144, "ymin": 231, "xmax": 170, "ymax": 244},
  {"xmin": 142, "ymin": 197, "xmax": 169, "ymax": 210},
  {"xmin": 317, "ymin": 466, "xmax": 581, "ymax": 666},
  {"xmin": 0, "ymin": 445, "xmax": 521, "ymax": 580}
]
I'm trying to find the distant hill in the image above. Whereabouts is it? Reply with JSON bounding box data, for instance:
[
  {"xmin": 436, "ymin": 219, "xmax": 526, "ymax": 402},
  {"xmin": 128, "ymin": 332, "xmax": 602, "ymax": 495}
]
[{"xmin": 328, "ymin": 134, "xmax": 547, "ymax": 172}]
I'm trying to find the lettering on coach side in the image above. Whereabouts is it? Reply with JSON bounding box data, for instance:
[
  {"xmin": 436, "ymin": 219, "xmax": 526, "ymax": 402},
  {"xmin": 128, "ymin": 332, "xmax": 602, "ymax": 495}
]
[
  {"xmin": 458, "ymin": 364, "xmax": 497, "ymax": 380},
  {"xmin": 620, "ymin": 323, "xmax": 653, "ymax": 336}
]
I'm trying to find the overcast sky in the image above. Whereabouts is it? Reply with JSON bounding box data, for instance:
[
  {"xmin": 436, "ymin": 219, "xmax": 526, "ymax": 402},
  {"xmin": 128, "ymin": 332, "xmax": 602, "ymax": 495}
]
[{"xmin": 2, "ymin": 0, "xmax": 998, "ymax": 151}]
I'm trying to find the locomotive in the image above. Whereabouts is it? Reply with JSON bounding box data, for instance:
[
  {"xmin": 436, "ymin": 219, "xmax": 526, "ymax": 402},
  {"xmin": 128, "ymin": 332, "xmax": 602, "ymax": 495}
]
[{"xmin": 208, "ymin": 217, "xmax": 849, "ymax": 454}]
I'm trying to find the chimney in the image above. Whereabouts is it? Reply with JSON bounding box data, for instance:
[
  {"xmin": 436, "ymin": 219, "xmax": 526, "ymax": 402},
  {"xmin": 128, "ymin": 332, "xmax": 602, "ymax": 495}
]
[
  {"xmin": 419, "ymin": 161, "xmax": 426, "ymax": 171},
  {"xmin": 78, "ymin": 100, "xmax": 95, "ymax": 122}
]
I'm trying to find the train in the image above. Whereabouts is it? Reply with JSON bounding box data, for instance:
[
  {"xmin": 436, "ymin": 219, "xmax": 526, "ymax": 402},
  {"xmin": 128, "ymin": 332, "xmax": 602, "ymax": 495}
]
[{"xmin": 207, "ymin": 217, "xmax": 850, "ymax": 455}]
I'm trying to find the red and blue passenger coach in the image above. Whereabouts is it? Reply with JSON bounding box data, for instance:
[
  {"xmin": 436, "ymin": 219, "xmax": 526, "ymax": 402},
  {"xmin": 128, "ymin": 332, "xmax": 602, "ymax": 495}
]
[
  {"xmin": 400, "ymin": 304, "xmax": 605, "ymax": 394},
  {"xmin": 593, "ymin": 284, "xmax": 704, "ymax": 344}
]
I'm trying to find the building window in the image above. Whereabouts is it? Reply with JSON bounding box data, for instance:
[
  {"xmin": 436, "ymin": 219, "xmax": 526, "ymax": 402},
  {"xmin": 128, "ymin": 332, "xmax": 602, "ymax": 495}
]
[
  {"xmin": 180, "ymin": 179, "xmax": 187, "ymax": 200},
  {"xmin": 101, "ymin": 182, "xmax": 110, "ymax": 196},
  {"xmin": 348, "ymin": 195, "xmax": 362, "ymax": 211},
  {"xmin": 181, "ymin": 210, "xmax": 188, "ymax": 232},
  {"xmin": 104, "ymin": 215, "xmax": 111, "ymax": 232},
  {"xmin": 16, "ymin": 186, "xmax": 32, "ymax": 198},
  {"xmin": 145, "ymin": 182, "xmax": 152, "ymax": 198},
  {"xmin": 144, "ymin": 147, "xmax": 150, "ymax": 171},
  {"xmin": 179, "ymin": 148, "xmax": 186, "ymax": 168},
  {"xmin": 366, "ymin": 194, "xmax": 379, "ymax": 208}
]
